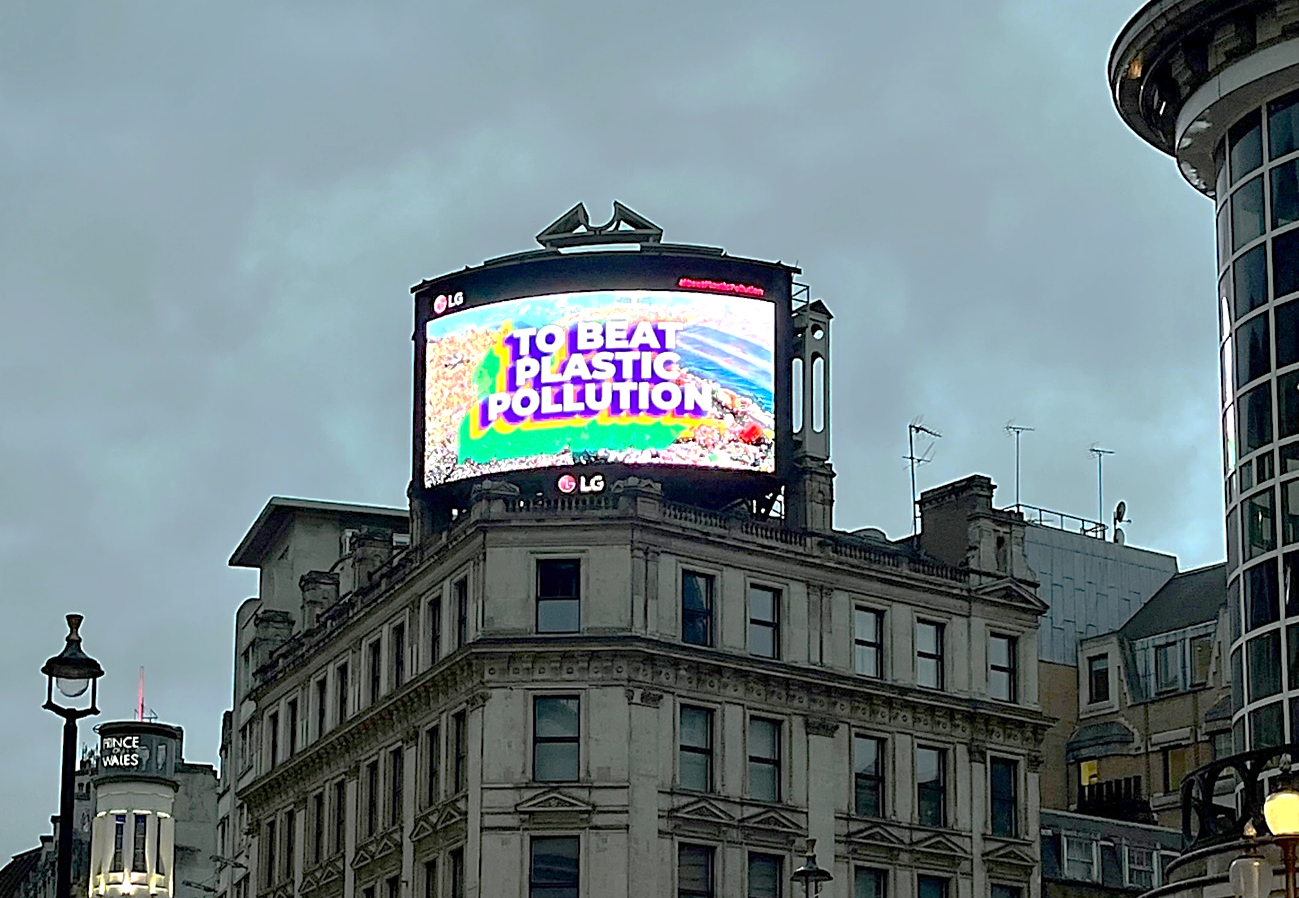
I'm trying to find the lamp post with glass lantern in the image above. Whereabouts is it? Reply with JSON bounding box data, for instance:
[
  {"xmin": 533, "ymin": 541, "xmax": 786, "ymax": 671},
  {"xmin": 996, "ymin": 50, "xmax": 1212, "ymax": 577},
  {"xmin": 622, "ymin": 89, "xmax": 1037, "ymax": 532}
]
[
  {"xmin": 791, "ymin": 839, "xmax": 833, "ymax": 898},
  {"xmin": 41, "ymin": 614, "xmax": 104, "ymax": 898},
  {"xmin": 1231, "ymin": 760, "xmax": 1299, "ymax": 898}
]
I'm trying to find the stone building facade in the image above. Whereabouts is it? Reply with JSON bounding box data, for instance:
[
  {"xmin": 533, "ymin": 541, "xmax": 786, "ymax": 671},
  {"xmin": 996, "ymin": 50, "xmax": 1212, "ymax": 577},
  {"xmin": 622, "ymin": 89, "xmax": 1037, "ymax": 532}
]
[{"xmin": 213, "ymin": 474, "xmax": 1051, "ymax": 898}]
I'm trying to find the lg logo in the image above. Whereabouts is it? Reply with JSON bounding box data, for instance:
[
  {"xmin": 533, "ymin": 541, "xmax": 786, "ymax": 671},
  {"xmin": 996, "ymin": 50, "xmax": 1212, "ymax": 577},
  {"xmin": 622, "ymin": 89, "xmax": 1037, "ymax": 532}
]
[
  {"xmin": 432, "ymin": 291, "xmax": 465, "ymax": 315},
  {"xmin": 557, "ymin": 473, "xmax": 604, "ymax": 494}
]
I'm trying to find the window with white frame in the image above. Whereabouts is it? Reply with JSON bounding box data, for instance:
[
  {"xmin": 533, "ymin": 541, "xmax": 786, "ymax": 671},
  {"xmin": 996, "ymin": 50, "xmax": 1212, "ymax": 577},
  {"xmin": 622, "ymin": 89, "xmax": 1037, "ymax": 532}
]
[
  {"xmin": 1124, "ymin": 846, "xmax": 1155, "ymax": 890},
  {"xmin": 1063, "ymin": 836, "xmax": 1098, "ymax": 882}
]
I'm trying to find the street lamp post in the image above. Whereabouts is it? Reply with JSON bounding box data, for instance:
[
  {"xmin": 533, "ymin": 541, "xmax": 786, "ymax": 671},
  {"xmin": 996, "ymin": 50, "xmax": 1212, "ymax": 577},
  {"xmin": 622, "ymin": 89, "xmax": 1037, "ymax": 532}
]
[
  {"xmin": 41, "ymin": 614, "xmax": 104, "ymax": 898},
  {"xmin": 1232, "ymin": 759, "xmax": 1299, "ymax": 898},
  {"xmin": 791, "ymin": 839, "xmax": 833, "ymax": 898}
]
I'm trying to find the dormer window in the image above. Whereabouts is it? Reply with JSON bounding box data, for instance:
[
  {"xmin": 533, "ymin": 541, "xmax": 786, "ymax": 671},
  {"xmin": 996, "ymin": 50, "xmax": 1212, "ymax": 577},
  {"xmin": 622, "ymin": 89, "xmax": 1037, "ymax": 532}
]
[{"xmin": 1087, "ymin": 655, "xmax": 1110, "ymax": 704}]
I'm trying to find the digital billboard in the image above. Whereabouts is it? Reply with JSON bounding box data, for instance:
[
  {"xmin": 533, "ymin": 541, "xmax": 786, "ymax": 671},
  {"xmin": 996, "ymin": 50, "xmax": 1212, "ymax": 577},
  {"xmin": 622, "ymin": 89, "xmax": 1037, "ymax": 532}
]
[{"xmin": 423, "ymin": 288, "xmax": 776, "ymax": 488}]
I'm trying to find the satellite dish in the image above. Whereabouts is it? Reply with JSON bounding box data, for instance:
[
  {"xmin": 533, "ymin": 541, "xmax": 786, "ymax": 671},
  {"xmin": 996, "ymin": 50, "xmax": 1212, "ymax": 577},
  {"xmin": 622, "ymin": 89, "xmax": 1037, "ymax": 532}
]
[
  {"xmin": 1113, "ymin": 527, "xmax": 1126, "ymax": 545},
  {"xmin": 1115, "ymin": 500, "xmax": 1127, "ymax": 523}
]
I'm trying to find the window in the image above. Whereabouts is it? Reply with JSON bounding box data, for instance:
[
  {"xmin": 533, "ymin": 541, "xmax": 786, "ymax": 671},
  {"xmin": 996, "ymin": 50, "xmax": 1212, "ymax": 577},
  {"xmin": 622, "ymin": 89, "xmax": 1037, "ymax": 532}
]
[
  {"xmin": 1246, "ymin": 488, "xmax": 1277, "ymax": 559},
  {"xmin": 155, "ymin": 816, "xmax": 164, "ymax": 876},
  {"xmin": 453, "ymin": 711, "xmax": 467, "ymax": 793},
  {"xmin": 287, "ymin": 699, "xmax": 299, "ymax": 757},
  {"xmin": 388, "ymin": 746, "xmax": 403, "ymax": 827},
  {"xmin": 748, "ymin": 853, "xmax": 782, "ymax": 898},
  {"xmin": 450, "ymin": 848, "xmax": 465, "ymax": 898},
  {"xmin": 1271, "ymin": 89, "xmax": 1299, "ymax": 159},
  {"xmin": 336, "ymin": 662, "xmax": 350, "ymax": 725},
  {"xmin": 529, "ymin": 836, "xmax": 578, "ymax": 898},
  {"xmin": 283, "ymin": 810, "xmax": 295, "ymax": 882},
  {"xmin": 423, "ymin": 860, "xmax": 436, "ymax": 898},
  {"xmin": 391, "ymin": 622, "xmax": 405, "ymax": 688},
  {"xmin": 1240, "ymin": 382, "xmax": 1273, "ymax": 455},
  {"xmin": 264, "ymin": 818, "xmax": 276, "ymax": 887},
  {"xmin": 111, "ymin": 815, "xmax": 124, "ymax": 872},
  {"xmin": 854, "ymin": 607, "xmax": 884, "ymax": 677},
  {"xmin": 1279, "ymin": 300, "xmax": 1299, "ymax": 368},
  {"xmin": 748, "ymin": 585, "xmax": 780, "ymax": 658},
  {"xmin": 1232, "ymin": 109, "xmax": 1263, "ymax": 180},
  {"xmin": 1238, "ymin": 311, "xmax": 1272, "ymax": 387},
  {"xmin": 1233, "ymin": 176, "xmax": 1266, "ymax": 250},
  {"xmin": 133, "ymin": 814, "xmax": 147, "ymax": 872},
  {"xmin": 1190, "ymin": 634, "xmax": 1213, "ymax": 686},
  {"xmin": 363, "ymin": 886, "xmax": 375, "ymax": 898},
  {"xmin": 988, "ymin": 634, "xmax": 1017, "ymax": 702},
  {"xmin": 1087, "ymin": 655, "xmax": 1110, "ymax": 704},
  {"xmin": 917, "ymin": 875, "xmax": 948, "ymax": 898},
  {"xmin": 1126, "ymin": 846, "xmax": 1156, "ymax": 890},
  {"xmin": 425, "ymin": 724, "xmax": 440, "ymax": 807},
  {"xmin": 365, "ymin": 759, "xmax": 379, "ymax": 836},
  {"xmin": 332, "ymin": 779, "xmax": 346, "ymax": 854},
  {"xmin": 916, "ymin": 622, "xmax": 944, "ymax": 689},
  {"xmin": 1279, "ymin": 229, "xmax": 1299, "ymax": 299},
  {"xmin": 748, "ymin": 718, "xmax": 781, "ymax": 802},
  {"xmin": 534, "ymin": 696, "xmax": 580, "ymax": 782},
  {"xmin": 682, "ymin": 571, "xmax": 715, "ymax": 646},
  {"xmin": 853, "ymin": 735, "xmax": 884, "ymax": 817},
  {"xmin": 854, "ymin": 868, "xmax": 886, "ymax": 898},
  {"xmin": 1248, "ymin": 631, "xmax": 1283, "ymax": 700},
  {"xmin": 679, "ymin": 706, "xmax": 713, "ymax": 792},
  {"xmin": 367, "ymin": 640, "xmax": 382, "ymax": 704},
  {"xmin": 1155, "ymin": 642, "xmax": 1181, "ymax": 692},
  {"xmin": 1064, "ymin": 836, "xmax": 1098, "ymax": 881},
  {"xmin": 268, "ymin": 711, "xmax": 280, "ymax": 767},
  {"xmin": 990, "ymin": 758, "xmax": 1017, "ymax": 837},
  {"xmin": 992, "ymin": 887, "xmax": 1021, "ymax": 898},
  {"xmin": 311, "ymin": 792, "xmax": 324, "ymax": 864},
  {"xmin": 536, "ymin": 559, "xmax": 581, "ymax": 633},
  {"xmin": 1247, "ymin": 561, "xmax": 1280, "ymax": 629},
  {"xmin": 678, "ymin": 844, "xmax": 714, "ymax": 898},
  {"xmin": 428, "ymin": 595, "xmax": 442, "ymax": 665},
  {"xmin": 1253, "ymin": 701, "xmax": 1285, "ymax": 747},
  {"xmin": 314, "ymin": 677, "xmax": 327, "ymax": 738},
  {"xmin": 1275, "ymin": 158, "xmax": 1299, "ymax": 229},
  {"xmin": 916, "ymin": 746, "xmax": 946, "ymax": 827},
  {"xmin": 386, "ymin": 875, "xmax": 399, "ymax": 898},
  {"xmin": 454, "ymin": 577, "xmax": 468, "ymax": 648},
  {"xmin": 1213, "ymin": 730, "xmax": 1233, "ymax": 760}
]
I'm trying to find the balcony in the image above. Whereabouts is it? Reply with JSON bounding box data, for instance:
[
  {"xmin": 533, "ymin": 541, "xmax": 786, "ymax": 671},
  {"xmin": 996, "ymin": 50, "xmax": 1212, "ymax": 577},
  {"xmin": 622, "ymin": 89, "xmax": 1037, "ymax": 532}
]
[{"xmin": 1078, "ymin": 776, "xmax": 1155, "ymax": 824}]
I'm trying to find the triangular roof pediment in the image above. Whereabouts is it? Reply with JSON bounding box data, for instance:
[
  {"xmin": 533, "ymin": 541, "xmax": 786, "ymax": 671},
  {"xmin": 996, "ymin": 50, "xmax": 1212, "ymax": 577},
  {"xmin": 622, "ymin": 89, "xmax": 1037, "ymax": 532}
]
[
  {"xmin": 911, "ymin": 832, "xmax": 968, "ymax": 856},
  {"xmin": 669, "ymin": 797, "xmax": 736, "ymax": 823},
  {"xmin": 846, "ymin": 823, "xmax": 907, "ymax": 846},
  {"xmin": 434, "ymin": 805, "xmax": 466, "ymax": 830},
  {"xmin": 738, "ymin": 808, "xmax": 803, "ymax": 832},
  {"xmin": 973, "ymin": 578, "xmax": 1049, "ymax": 613},
  {"xmin": 515, "ymin": 789, "xmax": 595, "ymax": 815},
  {"xmin": 984, "ymin": 842, "xmax": 1037, "ymax": 867}
]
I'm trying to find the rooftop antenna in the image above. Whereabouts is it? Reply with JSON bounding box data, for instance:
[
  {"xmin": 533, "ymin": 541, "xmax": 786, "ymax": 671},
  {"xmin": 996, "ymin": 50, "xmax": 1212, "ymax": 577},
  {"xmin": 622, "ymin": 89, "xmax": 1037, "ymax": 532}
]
[
  {"xmin": 1004, "ymin": 421, "xmax": 1035, "ymax": 506},
  {"xmin": 136, "ymin": 667, "xmax": 145, "ymax": 722},
  {"xmin": 1089, "ymin": 444, "xmax": 1115, "ymax": 530},
  {"xmin": 908, "ymin": 418, "xmax": 943, "ymax": 537}
]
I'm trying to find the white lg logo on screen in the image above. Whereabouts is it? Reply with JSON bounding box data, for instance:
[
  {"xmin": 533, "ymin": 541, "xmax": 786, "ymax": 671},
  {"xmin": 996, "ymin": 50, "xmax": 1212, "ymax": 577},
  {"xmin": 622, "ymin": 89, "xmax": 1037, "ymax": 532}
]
[
  {"xmin": 557, "ymin": 473, "xmax": 604, "ymax": 494},
  {"xmin": 433, "ymin": 291, "xmax": 465, "ymax": 315}
]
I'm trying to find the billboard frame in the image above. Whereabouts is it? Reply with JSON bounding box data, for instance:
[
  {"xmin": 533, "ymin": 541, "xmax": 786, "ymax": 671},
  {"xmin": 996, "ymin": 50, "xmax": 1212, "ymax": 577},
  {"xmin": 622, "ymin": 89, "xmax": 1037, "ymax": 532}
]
[{"xmin": 411, "ymin": 244, "xmax": 798, "ymax": 511}]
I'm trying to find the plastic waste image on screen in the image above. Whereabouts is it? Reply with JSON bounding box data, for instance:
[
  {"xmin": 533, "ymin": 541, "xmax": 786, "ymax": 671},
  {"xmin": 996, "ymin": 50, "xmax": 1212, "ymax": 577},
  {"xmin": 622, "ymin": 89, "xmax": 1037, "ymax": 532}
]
[{"xmin": 423, "ymin": 289, "xmax": 776, "ymax": 487}]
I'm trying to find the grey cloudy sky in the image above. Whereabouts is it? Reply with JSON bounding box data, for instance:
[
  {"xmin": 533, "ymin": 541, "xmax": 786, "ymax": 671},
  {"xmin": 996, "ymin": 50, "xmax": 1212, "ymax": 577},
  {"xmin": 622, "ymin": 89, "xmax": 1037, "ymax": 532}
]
[{"xmin": 0, "ymin": 0, "xmax": 1216, "ymax": 858}]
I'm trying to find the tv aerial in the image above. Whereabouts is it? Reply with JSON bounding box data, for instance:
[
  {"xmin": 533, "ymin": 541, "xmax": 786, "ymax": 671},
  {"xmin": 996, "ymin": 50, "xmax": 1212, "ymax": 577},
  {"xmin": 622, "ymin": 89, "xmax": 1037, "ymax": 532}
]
[
  {"xmin": 1004, "ymin": 420, "xmax": 1035, "ymax": 506},
  {"xmin": 907, "ymin": 418, "xmax": 943, "ymax": 537},
  {"xmin": 1089, "ymin": 443, "xmax": 1115, "ymax": 534}
]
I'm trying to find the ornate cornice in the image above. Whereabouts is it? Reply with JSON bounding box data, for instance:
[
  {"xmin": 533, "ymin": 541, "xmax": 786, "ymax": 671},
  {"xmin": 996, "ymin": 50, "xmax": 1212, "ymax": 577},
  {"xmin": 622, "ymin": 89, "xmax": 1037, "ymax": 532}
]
[{"xmin": 241, "ymin": 640, "xmax": 1050, "ymax": 814}]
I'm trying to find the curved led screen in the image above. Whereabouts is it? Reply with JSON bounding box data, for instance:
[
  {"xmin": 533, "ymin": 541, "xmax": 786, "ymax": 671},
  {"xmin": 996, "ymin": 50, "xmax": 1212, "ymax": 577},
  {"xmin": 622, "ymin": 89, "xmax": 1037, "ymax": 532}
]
[{"xmin": 423, "ymin": 288, "xmax": 776, "ymax": 488}]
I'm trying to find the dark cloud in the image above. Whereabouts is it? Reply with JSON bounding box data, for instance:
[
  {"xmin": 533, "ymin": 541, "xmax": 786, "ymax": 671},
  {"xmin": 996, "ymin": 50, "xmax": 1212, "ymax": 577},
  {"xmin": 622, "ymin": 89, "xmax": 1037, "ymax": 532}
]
[{"xmin": 0, "ymin": 0, "xmax": 1221, "ymax": 854}]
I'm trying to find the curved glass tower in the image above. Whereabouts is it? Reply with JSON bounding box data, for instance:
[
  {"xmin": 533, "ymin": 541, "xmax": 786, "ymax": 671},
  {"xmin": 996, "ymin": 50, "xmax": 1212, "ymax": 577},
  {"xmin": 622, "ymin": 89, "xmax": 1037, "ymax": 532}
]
[{"xmin": 1111, "ymin": 0, "xmax": 1299, "ymax": 752}]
